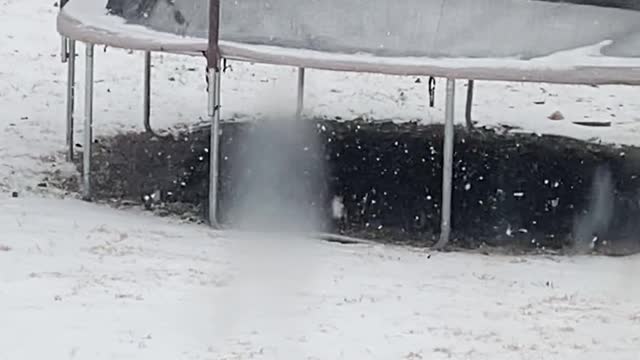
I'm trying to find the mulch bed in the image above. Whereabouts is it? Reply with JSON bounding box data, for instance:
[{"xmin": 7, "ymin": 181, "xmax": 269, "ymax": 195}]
[{"xmin": 55, "ymin": 119, "xmax": 640, "ymax": 255}]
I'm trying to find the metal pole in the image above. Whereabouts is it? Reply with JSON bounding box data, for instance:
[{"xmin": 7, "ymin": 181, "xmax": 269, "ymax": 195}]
[
  {"xmin": 465, "ymin": 79, "xmax": 474, "ymax": 130},
  {"xmin": 143, "ymin": 51, "xmax": 152, "ymax": 133},
  {"xmin": 207, "ymin": 64, "xmax": 222, "ymax": 227},
  {"xmin": 65, "ymin": 40, "xmax": 76, "ymax": 161},
  {"xmin": 60, "ymin": 0, "xmax": 69, "ymax": 63},
  {"xmin": 83, "ymin": 43, "xmax": 95, "ymax": 201},
  {"xmin": 61, "ymin": 38, "xmax": 68, "ymax": 63},
  {"xmin": 206, "ymin": 0, "xmax": 222, "ymax": 227},
  {"xmin": 207, "ymin": 0, "xmax": 221, "ymax": 71},
  {"xmin": 435, "ymin": 78, "xmax": 456, "ymax": 249},
  {"xmin": 296, "ymin": 67, "xmax": 305, "ymax": 119}
]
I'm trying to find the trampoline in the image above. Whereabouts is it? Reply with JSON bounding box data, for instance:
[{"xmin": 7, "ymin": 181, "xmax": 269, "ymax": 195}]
[{"xmin": 56, "ymin": 0, "xmax": 640, "ymax": 247}]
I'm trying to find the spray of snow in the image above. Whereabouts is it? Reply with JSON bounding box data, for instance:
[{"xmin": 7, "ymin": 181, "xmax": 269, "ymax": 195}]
[
  {"xmin": 226, "ymin": 117, "xmax": 326, "ymax": 233},
  {"xmin": 210, "ymin": 84, "xmax": 328, "ymax": 351},
  {"xmin": 573, "ymin": 165, "xmax": 615, "ymax": 252}
]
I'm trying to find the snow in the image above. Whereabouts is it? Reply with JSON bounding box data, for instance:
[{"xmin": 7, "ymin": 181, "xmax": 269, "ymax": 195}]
[
  {"xmin": 2, "ymin": 196, "xmax": 639, "ymax": 359},
  {"xmin": 1, "ymin": 0, "xmax": 640, "ymax": 358},
  {"xmin": 222, "ymin": 39, "xmax": 640, "ymax": 70},
  {"xmin": 59, "ymin": 0, "xmax": 206, "ymax": 50}
]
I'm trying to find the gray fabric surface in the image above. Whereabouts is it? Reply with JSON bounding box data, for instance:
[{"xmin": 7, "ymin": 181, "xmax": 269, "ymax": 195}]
[{"xmin": 105, "ymin": 0, "xmax": 640, "ymax": 59}]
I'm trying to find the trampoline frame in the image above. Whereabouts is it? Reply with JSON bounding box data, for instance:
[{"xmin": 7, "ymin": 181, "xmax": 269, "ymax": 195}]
[{"xmin": 57, "ymin": 0, "xmax": 495, "ymax": 248}]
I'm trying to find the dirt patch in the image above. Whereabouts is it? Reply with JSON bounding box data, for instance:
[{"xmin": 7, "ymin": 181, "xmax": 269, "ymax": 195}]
[{"xmin": 54, "ymin": 119, "xmax": 640, "ymax": 255}]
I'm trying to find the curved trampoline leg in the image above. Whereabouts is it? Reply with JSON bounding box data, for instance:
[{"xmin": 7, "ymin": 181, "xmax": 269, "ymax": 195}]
[
  {"xmin": 143, "ymin": 51, "xmax": 152, "ymax": 134},
  {"xmin": 65, "ymin": 40, "xmax": 76, "ymax": 162},
  {"xmin": 465, "ymin": 79, "xmax": 475, "ymax": 130},
  {"xmin": 207, "ymin": 62, "xmax": 222, "ymax": 227},
  {"xmin": 296, "ymin": 67, "xmax": 305, "ymax": 119},
  {"xmin": 435, "ymin": 78, "xmax": 456, "ymax": 249},
  {"xmin": 83, "ymin": 43, "xmax": 95, "ymax": 201}
]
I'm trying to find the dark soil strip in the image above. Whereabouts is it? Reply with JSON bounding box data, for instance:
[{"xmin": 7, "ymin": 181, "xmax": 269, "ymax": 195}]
[{"xmin": 56, "ymin": 120, "xmax": 640, "ymax": 255}]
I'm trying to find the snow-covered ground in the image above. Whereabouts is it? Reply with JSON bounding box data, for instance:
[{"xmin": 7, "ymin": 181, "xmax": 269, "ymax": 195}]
[
  {"xmin": 1, "ymin": 0, "xmax": 640, "ymax": 358},
  {"xmin": 1, "ymin": 196, "xmax": 640, "ymax": 359}
]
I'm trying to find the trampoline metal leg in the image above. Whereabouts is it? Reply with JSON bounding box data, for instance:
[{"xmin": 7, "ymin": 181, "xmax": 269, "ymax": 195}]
[
  {"xmin": 83, "ymin": 43, "xmax": 95, "ymax": 201},
  {"xmin": 65, "ymin": 39, "xmax": 76, "ymax": 162},
  {"xmin": 465, "ymin": 79, "xmax": 474, "ymax": 130},
  {"xmin": 435, "ymin": 78, "xmax": 456, "ymax": 249},
  {"xmin": 60, "ymin": 1, "xmax": 70, "ymax": 63},
  {"xmin": 296, "ymin": 67, "xmax": 305, "ymax": 119},
  {"xmin": 143, "ymin": 51, "xmax": 151, "ymax": 133},
  {"xmin": 208, "ymin": 64, "xmax": 222, "ymax": 227},
  {"xmin": 61, "ymin": 36, "xmax": 68, "ymax": 64}
]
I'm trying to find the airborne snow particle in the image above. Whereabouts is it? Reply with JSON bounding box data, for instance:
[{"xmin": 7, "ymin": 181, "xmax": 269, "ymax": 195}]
[{"xmin": 331, "ymin": 196, "xmax": 344, "ymax": 219}]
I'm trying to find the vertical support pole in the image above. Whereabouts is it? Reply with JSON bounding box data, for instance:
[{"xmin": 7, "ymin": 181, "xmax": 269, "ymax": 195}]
[
  {"xmin": 61, "ymin": 38, "xmax": 68, "ymax": 63},
  {"xmin": 61, "ymin": 0, "xmax": 73, "ymax": 160},
  {"xmin": 60, "ymin": 0, "xmax": 69, "ymax": 63},
  {"xmin": 207, "ymin": 64, "xmax": 222, "ymax": 227},
  {"xmin": 296, "ymin": 67, "xmax": 305, "ymax": 119},
  {"xmin": 465, "ymin": 79, "xmax": 474, "ymax": 130},
  {"xmin": 207, "ymin": 0, "xmax": 222, "ymax": 227},
  {"xmin": 143, "ymin": 51, "xmax": 152, "ymax": 133},
  {"xmin": 435, "ymin": 78, "xmax": 456, "ymax": 249},
  {"xmin": 65, "ymin": 40, "xmax": 76, "ymax": 161},
  {"xmin": 83, "ymin": 43, "xmax": 95, "ymax": 201}
]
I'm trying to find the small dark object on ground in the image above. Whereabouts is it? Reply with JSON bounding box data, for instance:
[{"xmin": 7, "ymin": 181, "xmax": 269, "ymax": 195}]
[
  {"xmin": 572, "ymin": 121, "xmax": 612, "ymax": 127},
  {"xmin": 548, "ymin": 111, "xmax": 565, "ymax": 120}
]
